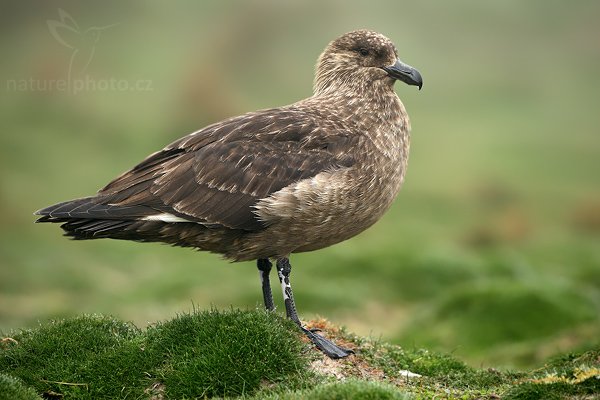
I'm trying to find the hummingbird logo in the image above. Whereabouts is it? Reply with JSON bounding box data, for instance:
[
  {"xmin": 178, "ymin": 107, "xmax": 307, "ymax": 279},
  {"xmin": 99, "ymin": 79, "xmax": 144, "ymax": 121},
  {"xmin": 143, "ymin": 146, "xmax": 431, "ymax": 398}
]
[{"xmin": 47, "ymin": 9, "xmax": 117, "ymax": 83}]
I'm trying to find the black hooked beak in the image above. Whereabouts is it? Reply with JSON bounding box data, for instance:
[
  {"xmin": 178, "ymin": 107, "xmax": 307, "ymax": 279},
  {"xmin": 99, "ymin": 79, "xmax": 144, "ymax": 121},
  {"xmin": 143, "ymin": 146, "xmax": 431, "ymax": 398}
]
[{"xmin": 382, "ymin": 59, "xmax": 423, "ymax": 90}]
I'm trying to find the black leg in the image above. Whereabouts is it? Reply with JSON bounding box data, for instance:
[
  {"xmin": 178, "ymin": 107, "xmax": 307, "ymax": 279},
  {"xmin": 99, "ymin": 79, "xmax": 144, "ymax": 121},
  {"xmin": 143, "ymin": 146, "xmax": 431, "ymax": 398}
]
[
  {"xmin": 276, "ymin": 257, "xmax": 354, "ymax": 359},
  {"xmin": 257, "ymin": 258, "xmax": 275, "ymax": 311},
  {"xmin": 275, "ymin": 258, "xmax": 301, "ymax": 324}
]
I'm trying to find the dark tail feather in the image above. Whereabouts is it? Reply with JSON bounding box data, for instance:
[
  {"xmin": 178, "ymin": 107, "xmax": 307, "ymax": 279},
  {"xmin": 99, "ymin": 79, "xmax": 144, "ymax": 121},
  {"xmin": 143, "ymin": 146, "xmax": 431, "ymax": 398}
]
[
  {"xmin": 35, "ymin": 196, "xmax": 159, "ymax": 240},
  {"xmin": 60, "ymin": 218, "xmax": 139, "ymax": 239},
  {"xmin": 35, "ymin": 196, "xmax": 159, "ymax": 221},
  {"xmin": 35, "ymin": 197, "xmax": 97, "ymax": 220}
]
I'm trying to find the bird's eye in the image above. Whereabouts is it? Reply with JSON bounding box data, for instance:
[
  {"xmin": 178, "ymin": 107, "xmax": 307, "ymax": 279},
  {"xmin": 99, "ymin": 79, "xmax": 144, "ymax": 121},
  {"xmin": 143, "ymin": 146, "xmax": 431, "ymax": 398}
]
[{"xmin": 358, "ymin": 48, "xmax": 369, "ymax": 57}]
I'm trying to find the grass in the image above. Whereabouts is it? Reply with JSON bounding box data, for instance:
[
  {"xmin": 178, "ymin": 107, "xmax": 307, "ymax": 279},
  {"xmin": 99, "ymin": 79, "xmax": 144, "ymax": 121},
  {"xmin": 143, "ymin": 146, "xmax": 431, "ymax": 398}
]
[
  {"xmin": 256, "ymin": 380, "xmax": 412, "ymax": 400},
  {"xmin": 145, "ymin": 309, "xmax": 309, "ymax": 398},
  {"xmin": 1, "ymin": 310, "xmax": 598, "ymax": 399},
  {"xmin": 0, "ymin": 373, "xmax": 39, "ymax": 400},
  {"xmin": 1, "ymin": 315, "xmax": 153, "ymax": 399},
  {"xmin": 0, "ymin": 310, "xmax": 310, "ymax": 399}
]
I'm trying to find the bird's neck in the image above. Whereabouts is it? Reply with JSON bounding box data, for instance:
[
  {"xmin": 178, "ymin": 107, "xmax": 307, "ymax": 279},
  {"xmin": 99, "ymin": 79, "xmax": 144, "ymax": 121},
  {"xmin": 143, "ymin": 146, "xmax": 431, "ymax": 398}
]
[{"xmin": 311, "ymin": 80, "xmax": 406, "ymax": 129}]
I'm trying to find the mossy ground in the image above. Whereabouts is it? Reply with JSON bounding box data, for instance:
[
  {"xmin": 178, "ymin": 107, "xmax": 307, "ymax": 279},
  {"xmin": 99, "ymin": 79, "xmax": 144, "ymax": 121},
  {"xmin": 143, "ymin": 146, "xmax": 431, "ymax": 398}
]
[{"xmin": 1, "ymin": 310, "xmax": 598, "ymax": 399}]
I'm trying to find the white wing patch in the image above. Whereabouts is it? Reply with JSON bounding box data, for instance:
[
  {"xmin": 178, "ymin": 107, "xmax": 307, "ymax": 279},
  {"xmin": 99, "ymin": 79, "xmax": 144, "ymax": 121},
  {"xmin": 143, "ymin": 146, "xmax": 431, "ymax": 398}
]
[{"xmin": 143, "ymin": 213, "xmax": 192, "ymax": 223}]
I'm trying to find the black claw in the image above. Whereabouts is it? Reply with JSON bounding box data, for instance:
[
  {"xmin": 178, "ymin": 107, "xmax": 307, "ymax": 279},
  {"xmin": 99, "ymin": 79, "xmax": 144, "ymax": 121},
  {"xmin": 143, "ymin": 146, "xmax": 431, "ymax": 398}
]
[{"xmin": 301, "ymin": 327, "xmax": 354, "ymax": 359}]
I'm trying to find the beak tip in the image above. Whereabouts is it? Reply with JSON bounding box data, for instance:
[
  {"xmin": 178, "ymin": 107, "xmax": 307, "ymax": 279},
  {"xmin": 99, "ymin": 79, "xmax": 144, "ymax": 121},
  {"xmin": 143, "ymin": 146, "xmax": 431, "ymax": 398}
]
[
  {"xmin": 413, "ymin": 70, "xmax": 423, "ymax": 91},
  {"xmin": 384, "ymin": 60, "xmax": 423, "ymax": 90}
]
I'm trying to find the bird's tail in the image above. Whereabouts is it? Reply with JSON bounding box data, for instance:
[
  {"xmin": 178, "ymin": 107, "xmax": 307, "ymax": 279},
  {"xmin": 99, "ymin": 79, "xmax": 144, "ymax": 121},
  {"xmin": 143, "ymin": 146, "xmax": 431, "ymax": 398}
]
[
  {"xmin": 35, "ymin": 196, "xmax": 155, "ymax": 240},
  {"xmin": 34, "ymin": 197, "xmax": 239, "ymax": 255}
]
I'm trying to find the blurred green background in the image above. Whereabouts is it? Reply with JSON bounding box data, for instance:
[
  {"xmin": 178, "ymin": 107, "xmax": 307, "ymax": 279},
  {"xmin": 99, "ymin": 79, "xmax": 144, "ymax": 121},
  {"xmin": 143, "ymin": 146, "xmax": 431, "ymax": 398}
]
[{"xmin": 1, "ymin": 1, "xmax": 599, "ymax": 369}]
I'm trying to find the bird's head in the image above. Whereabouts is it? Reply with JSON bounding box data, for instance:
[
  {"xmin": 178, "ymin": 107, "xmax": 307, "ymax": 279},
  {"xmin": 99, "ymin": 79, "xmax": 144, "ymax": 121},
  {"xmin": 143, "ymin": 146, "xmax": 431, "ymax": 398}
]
[{"xmin": 314, "ymin": 30, "xmax": 422, "ymax": 96}]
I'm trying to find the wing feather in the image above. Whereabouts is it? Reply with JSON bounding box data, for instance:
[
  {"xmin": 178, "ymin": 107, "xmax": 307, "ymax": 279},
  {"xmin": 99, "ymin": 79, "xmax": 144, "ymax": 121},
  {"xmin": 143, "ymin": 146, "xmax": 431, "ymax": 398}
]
[{"xmin": 97, "ymin": 107, "xmax": 359, "ymax": 230}]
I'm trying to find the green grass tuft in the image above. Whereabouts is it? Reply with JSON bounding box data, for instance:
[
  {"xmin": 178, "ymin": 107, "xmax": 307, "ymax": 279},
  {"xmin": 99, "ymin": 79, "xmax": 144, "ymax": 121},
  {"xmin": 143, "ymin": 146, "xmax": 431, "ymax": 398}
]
[
  {"xmin": 503, "ymin": 347, "xmax": 600, "ymax": 400},
  {"xmin": 144, "ymin": 308, "xmax": 310, "ymax": 398},
  {"xmin": 363, "ymin": 341, "xmax": 517, "ymax": 394},
  {"xmin": 0, "ymin": 314, "xmax": 151, "ymax": 399},
  {"xmin": 504, "ymin": 379, "xmax": 600, "ymax": 400},
  {"xmin": 256, "ymin": 379, "xmax": 411, "ymax": 400},
  {"xmin": 0, "ymin": 373, "xmax": 41, "ymax": 400},
  {"xmin": 0, "ymin": 310, "xmax": 311, "ymax": 399},
  {"xmin": 541, "ymin": 347, "xmax": 600, "ymax": 377}
]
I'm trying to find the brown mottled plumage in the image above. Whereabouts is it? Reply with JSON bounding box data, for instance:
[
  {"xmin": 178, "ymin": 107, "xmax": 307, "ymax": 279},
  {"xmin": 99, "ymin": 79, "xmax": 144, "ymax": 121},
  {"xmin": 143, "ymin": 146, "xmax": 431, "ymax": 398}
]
[{"xmin": 36, "ymin": 30, "xmax": 422, "ymax": 358}]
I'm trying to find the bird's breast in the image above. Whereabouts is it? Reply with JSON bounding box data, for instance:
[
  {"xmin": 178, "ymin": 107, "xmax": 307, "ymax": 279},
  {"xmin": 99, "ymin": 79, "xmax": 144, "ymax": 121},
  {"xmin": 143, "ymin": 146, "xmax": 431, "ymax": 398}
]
[{"xmin": 253, "ymin": 115, "xmax": 410, "ymax": 255}]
